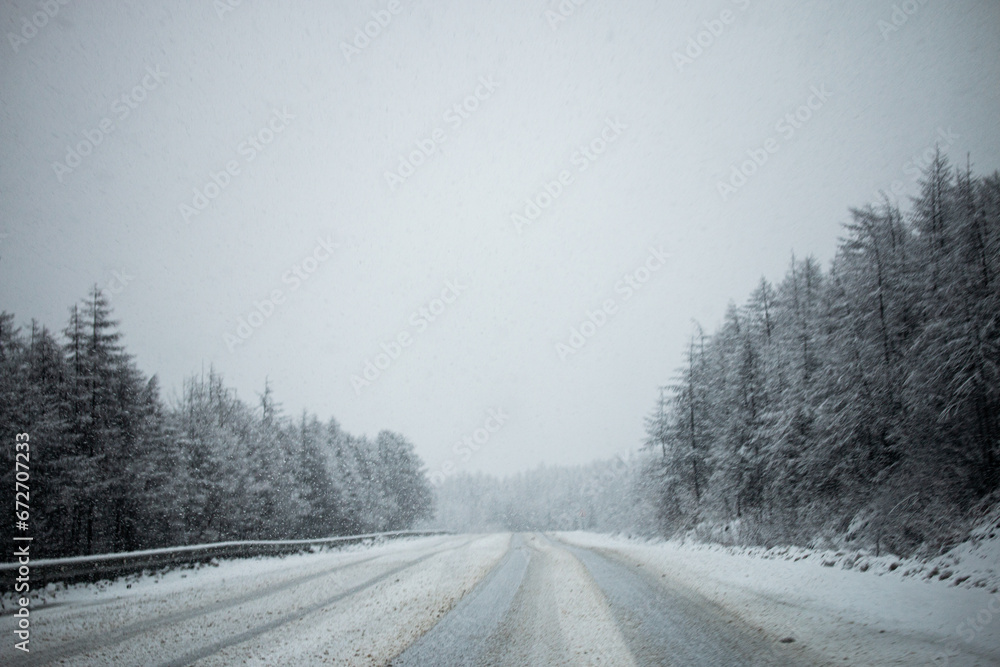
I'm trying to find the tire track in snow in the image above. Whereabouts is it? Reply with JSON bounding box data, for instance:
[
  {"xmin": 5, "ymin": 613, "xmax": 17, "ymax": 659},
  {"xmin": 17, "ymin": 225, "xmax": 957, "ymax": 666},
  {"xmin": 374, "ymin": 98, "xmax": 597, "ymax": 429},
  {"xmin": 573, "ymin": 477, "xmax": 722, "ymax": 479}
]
[
  {"xmin": 558, "ymin": 539, "xmax": 807, "ymax": 666},
  {"xmin": 391, "ymin": 534, "xmax": 530, "ymax": 666},
  {"xmin": 155, "ymin": 546, "xmax": 457, "ymax": 667},
  {"xmin": 484, "ymin": 533, "xmax": 638, "ymax": 666},
  {"xmin": 195, "ymin": 533, "xmax": 512, "ymax": 665},
  {"xmin": 392, "ymin": 533, "xmax": 640, "ymax": 666}
]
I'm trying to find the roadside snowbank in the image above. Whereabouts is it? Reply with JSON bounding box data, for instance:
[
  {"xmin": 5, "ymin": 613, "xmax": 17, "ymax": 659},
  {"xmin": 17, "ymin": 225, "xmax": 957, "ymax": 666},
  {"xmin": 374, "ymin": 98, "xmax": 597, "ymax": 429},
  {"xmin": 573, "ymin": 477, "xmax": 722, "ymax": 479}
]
[{"xmin": 599, "ymin": 502, "xmax": 1000, "ymax": 594}]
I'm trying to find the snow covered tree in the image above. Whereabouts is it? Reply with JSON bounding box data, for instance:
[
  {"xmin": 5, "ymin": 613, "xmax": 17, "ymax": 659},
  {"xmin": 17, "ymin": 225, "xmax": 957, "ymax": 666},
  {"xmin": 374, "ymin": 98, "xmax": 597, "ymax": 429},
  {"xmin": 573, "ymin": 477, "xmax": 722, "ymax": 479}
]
[{"xmin": 639, "ymin": 156, "xmax": 1000, "ymax": 555}]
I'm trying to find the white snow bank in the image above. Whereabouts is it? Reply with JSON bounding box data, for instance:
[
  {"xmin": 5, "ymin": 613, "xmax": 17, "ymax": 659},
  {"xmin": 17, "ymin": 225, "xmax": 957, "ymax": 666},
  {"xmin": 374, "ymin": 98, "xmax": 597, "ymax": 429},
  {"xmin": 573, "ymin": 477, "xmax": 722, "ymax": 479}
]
[{"xmin": 606, "ymin": 503, "xmax": 1000, "ymax": 593}]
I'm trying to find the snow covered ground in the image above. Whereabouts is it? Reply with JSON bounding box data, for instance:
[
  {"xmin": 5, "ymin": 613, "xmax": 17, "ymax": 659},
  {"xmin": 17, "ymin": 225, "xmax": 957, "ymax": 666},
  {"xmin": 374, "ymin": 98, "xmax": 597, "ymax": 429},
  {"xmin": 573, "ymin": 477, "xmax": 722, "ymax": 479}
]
[
  {"xmin": 674, "ymin": 504, "xmax": 1000, "ymax": 594},
  {"xmin": 1, "ymin": 534, "xmax": 509, "ymax": 666},
  {"xmin": 557, "ymin": 530, "xmax": 1000, "ymax": 666},
  {"xmin": 394, "ymin": 533, "xmax": 644, "ymax": 666},
  {"xmin": 5, "ymin": 529, "xmax": 998, "ymax": 665}
]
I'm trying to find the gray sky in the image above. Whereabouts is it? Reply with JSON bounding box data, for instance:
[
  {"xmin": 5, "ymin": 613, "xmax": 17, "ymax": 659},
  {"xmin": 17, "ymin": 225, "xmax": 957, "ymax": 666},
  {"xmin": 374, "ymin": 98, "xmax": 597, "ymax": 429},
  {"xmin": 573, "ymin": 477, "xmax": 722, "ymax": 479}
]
[{"xmin": 2, "ymin": 0, "xmax": 999, "ymax": 479}]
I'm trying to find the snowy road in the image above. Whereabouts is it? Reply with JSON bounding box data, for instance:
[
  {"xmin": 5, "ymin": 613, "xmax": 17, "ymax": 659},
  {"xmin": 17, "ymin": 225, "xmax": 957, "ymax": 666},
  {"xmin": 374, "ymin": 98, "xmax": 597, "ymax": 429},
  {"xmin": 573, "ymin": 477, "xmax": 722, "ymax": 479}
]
[
  {"xmin": 393, "ymin": 533, "xmax": 801, "ymax": 666},
  {"xmin": 5, "ymin": 532, "xmax": 997, "ymax": 666}
]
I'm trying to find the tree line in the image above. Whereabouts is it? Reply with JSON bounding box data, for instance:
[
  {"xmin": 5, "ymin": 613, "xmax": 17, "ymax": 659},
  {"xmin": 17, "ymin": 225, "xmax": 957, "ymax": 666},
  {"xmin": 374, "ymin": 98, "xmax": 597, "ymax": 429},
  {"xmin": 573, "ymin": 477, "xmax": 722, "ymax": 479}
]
[
  {"xmin": 0, "ymin": 293, "xmax": 433, "ymax": 558},
  {"xmin": 434, "ymin": 458, "xmax": 651, "ymax": 535},
  {"xmin": 642, "ymin": 152, "xmax": 1000, "ymax": 556}
]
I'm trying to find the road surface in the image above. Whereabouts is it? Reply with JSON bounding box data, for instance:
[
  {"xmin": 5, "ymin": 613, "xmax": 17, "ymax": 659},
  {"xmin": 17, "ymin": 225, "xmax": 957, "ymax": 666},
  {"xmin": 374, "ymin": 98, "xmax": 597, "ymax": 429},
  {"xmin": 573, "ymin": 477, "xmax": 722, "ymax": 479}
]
[{"xmin": 3, "ymin": 532, "xmax": 992, "ymax": 665}]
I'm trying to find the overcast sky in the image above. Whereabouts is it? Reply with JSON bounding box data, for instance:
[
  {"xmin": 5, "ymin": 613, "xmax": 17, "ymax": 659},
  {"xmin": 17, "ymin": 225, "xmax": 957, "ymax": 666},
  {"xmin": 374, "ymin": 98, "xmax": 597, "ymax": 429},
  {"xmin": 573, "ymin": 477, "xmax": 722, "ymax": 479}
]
[{"xmin": 2, "ymin": 0, "xmax": 999, "ymax": 479}]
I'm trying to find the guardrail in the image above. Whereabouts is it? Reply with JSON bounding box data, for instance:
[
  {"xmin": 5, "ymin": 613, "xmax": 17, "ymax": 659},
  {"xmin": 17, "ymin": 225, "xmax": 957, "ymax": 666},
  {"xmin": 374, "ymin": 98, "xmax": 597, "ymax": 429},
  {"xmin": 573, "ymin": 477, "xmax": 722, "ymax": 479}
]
[{"xmin": 1, "ymin": 530, "xmax": 449, "ymax": 588}]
